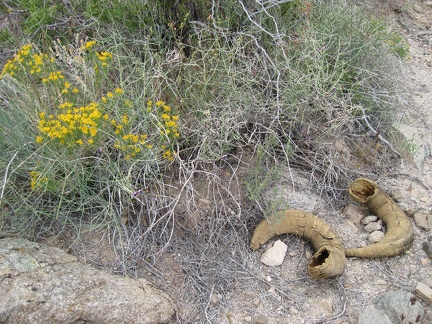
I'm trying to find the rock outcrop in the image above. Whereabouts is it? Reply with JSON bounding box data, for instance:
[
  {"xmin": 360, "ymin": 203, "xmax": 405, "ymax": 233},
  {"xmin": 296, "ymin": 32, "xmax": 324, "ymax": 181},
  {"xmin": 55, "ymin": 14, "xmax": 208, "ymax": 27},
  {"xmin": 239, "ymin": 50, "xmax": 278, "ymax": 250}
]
[{"xmin": 0, "ymin": 237, "xmax": 175, "ymax": 323}]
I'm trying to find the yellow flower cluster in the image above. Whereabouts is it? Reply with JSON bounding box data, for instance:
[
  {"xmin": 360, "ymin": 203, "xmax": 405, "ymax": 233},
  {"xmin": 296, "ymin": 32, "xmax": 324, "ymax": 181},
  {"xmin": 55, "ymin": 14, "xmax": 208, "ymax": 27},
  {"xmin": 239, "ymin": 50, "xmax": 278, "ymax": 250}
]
[
  {"xmin": 30, "ymin": 171, "xmax": 48, "ymax": 191},
  {"xmin": 0, "ymin": 44, "xmax": 53, "ymax": 79},
  {"xmin": 96, "ymin": 51, "xmax": 113, "ymax": 67},
  {"xmin": 155, "ymin": 100, "xmax": 180, "ymax": 139},
  {"xmin": 29, "ymin": 52, "xmax": 53, "ymax": 75},
  {"xmin": 61, "ymin": 81, "xmax": 79, "ymax": 94},
  {"xmin": 37, "ymin": 102, "xmax": 104, "ymax": 146},
  {"xmin": 133, "ymin": 98, "xmax": 181, "ymax": 163},
  {"xmin": 114, "ymin": 133, "xmax": 150, "ymax": 160},
  {"xmin": 151, "ymin": 100, "xmax": 180, "ymax": 161},
  {"xmin": 42, "ymin": 71, "xmax": 64, "ymax": 83},
  {"xmin": 1, "ymin": 44, "xmax": 32, "ymax": 78},
  {"xmin": 80, "ymin": 40, "xmax": 96, "ymax": 51}
]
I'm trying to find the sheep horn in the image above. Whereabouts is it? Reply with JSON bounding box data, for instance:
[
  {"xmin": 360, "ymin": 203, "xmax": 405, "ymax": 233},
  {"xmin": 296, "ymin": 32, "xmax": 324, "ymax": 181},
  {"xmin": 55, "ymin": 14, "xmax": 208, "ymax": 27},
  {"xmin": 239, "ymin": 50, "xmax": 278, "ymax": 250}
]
[
  {"xmin": 345, "ymin": 178, "xmax": 414, "ymax": 258},
  {"xmin": 250, "ymin": 210, "xmax": 346, "ymax": 279}
]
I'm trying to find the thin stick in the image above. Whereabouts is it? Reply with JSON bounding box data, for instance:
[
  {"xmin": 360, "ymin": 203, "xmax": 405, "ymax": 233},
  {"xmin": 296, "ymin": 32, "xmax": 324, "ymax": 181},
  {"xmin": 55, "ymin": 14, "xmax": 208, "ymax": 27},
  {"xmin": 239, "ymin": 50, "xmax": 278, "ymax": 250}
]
[
  {"xmin": 359, "ymin": 106, "xmax": 401, "ymax": 158},
  {"xmin": 0, "ymin": 150, "xmax": 19, "ymax": 204}
]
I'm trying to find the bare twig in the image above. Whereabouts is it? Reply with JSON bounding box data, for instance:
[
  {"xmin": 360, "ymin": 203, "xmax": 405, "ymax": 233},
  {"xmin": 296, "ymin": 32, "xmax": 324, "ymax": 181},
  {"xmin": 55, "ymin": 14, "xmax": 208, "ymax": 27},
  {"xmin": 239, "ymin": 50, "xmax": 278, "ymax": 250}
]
[{"xmin": 359, "ymin": 106, "xmax": 401, "ymax": 158}]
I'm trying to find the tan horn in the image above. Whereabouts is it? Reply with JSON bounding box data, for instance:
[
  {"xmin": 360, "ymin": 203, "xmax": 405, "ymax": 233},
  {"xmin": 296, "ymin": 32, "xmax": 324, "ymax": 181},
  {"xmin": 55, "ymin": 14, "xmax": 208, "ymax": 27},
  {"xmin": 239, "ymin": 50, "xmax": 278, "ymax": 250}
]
[
  {"xmin": 250, "ymin": 210, "xmax": 346, "ymax": 279},
  {"xmin": 345, "ymin": 178, "xmax": 414, "ymax": 258}
]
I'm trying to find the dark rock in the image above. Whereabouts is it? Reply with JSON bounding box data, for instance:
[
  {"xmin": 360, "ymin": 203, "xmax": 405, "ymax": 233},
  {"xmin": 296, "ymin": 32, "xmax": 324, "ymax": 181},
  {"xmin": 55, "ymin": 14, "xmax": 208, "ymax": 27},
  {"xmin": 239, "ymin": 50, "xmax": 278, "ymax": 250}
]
[
  {"xmin": 375, "ymin": 290, "xmax": 424, "ymax": 324},
  {"xmin": 422, "ymin": 232, "xmax": 432, "ymax": 258},
  {"xmin": 358, "ymin": 290, "xmax": 424, "ymax": 324}
]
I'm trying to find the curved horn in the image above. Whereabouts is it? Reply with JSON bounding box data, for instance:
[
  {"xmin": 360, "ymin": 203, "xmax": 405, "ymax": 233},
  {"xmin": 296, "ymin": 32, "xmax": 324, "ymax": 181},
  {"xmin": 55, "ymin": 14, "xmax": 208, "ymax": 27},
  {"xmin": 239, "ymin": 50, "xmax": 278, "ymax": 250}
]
[
  {"xmin": 345, "ymin": 178, "xmax": 414, "ymax": 258},
  {"xmin": 250, "ymin": 210, "xmax": 346, "ymax": 279}
]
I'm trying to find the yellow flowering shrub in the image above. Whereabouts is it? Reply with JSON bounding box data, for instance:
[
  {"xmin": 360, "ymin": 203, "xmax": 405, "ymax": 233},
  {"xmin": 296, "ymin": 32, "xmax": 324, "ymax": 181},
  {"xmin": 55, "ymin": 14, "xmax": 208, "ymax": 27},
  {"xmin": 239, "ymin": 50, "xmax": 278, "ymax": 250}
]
[{"xmin": 0, "ymin": 40, "xmax": 181, "ymax": 192}]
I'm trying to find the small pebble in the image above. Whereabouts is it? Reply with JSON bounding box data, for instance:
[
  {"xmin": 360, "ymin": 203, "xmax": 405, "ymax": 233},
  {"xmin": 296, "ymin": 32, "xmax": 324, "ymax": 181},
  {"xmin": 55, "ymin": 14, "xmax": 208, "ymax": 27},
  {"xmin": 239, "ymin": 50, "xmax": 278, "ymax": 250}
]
[
  {"xmin": 413, "ymin": 3, "xmax": 422, "ymax": 13},
  {"xmin": 392, "ymin": 189, "xmax": 404, "ymax": 202},
  {"xmin": 255, "ymin": 314, "xmax": 268, "ymax": 324},
  {"xmin": 368, "ymin": 231, "xmax": 385, "ymax": 243},
  {"xmin": 421, "ymin": 258, "xmax": 431, "ymax": 266},
  {"xmin": 362, "ymin": 215, "xmax": 378, "ymax": 225},
  {"xmin": 364, "ymin": 222, "xmax": 382, "ymax": 233},
  {"xmin": 289, "ymin": 306, "xmax": 299, "ymax": 315}
]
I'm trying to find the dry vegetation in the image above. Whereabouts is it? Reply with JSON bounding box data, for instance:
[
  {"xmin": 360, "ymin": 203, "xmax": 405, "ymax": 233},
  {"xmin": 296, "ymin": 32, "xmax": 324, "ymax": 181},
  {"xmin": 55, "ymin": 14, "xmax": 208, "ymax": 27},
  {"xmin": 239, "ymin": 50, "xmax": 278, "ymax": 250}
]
[{"xmin": 1, "ymin": 0, "xmax": 427, "ymax": 322}]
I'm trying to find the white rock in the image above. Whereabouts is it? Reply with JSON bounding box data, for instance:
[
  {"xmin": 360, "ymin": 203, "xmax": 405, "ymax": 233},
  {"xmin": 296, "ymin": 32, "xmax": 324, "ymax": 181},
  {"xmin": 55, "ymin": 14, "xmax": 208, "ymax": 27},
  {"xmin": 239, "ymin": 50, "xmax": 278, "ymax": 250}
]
[
  {"xmin": 362, "ymin": 215, "xmax": 378, "ymax": 225},
  {"xmin": 368, "ymin": 231, "xmax": 385, "ymax": 243},
  {"xmin": 289, "ymin": 306, "xmax": 299, "ymax": 315},
  {"xmin": 364, "ymin": 222, "xmax": 382, "ymax": 233},
  {"xmin": 416, "ymin": 282, "xmax": 432, "ymax": 304},
  {"xmin": 420, "ymin": 196, "xmax": 429, "ymax": 203},
  {"xmin": 261, "ymin": 240, "xmax": 288, "ymax": 266},
  {"xmin": 421, "ymin": 258, "xmax": 431, "ymax": 266},
  {"xmin": 210, "ymin": 292, "xmax": 219, "ymax": 304}
]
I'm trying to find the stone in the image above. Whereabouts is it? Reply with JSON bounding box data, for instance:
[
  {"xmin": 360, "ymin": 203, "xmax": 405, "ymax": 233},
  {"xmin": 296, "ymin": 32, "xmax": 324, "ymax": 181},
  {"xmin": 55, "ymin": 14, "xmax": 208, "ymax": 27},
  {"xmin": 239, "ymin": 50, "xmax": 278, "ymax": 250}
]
[
  {"xmin": 413, "ymin": 3, "xmax": 422, "ymax": 13},
  {"xmin": 0, "ymin": 238, "xmax": 175, "ymax": 324},
  {"xmin": 362, "ymin": 215, "xmax": 378, "ymax": 225},
  {"xmin": 344, "ymin": 204, "xmax": 365, "ymax": 228},
  {"xmin": 358, "ymin": 306, "xmax": 393, "ymax": 324},
  {"xmin": 417, "ymin": 18, "xmax": 431, "ymax": 29},
  {"xmin": 373, "ymin": 279, "xmax": 389, "ymax": 289},
  {"xmin": 422, "ymin": 234, "xmax": 432, "ymax": 258},
  {"xmin": 364, "ymin": 222, "xmax": 382, "ymax": 233},
  {"xmin": 413, "ymin": 209, "xmax": 432, "ymax": 231},
  {"xmin": 368, "ymin": 231, "xmax": 385, "ymax": 243},
  {"xmin": 411, "ymin": 189, "xmax": 420, "ymax": 198},
  {"xmin": 289, "ymin": 306, "xmax": 299, "ymax": 315},
  {"xmin": 260, "ymin": 240, "xmax": 287, "ymax": 266},
  {"xmin": 421, "ymin": 258, "xmax": 431, "ymax": 266},
  {"xmin": 210, "ymin": 292, "xmax": 220, "ymax": 304},
  {"xmin": 404, "ymin": 206, "xmax": 415, "ymax": 217},
  {"xmin": 255, "ymin": 314, "xmax": 268, "ymax": 324},
  {"xmin": 416, "ymin": 282, "xmax": 432, "ymax": 304},
  {"xmin": 391, "ymin": 189, "xmax": 404, "ymax": 202},
  {"xmin": 375, "ymin": 290, "xmax": 424, "ymax": 323}
]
